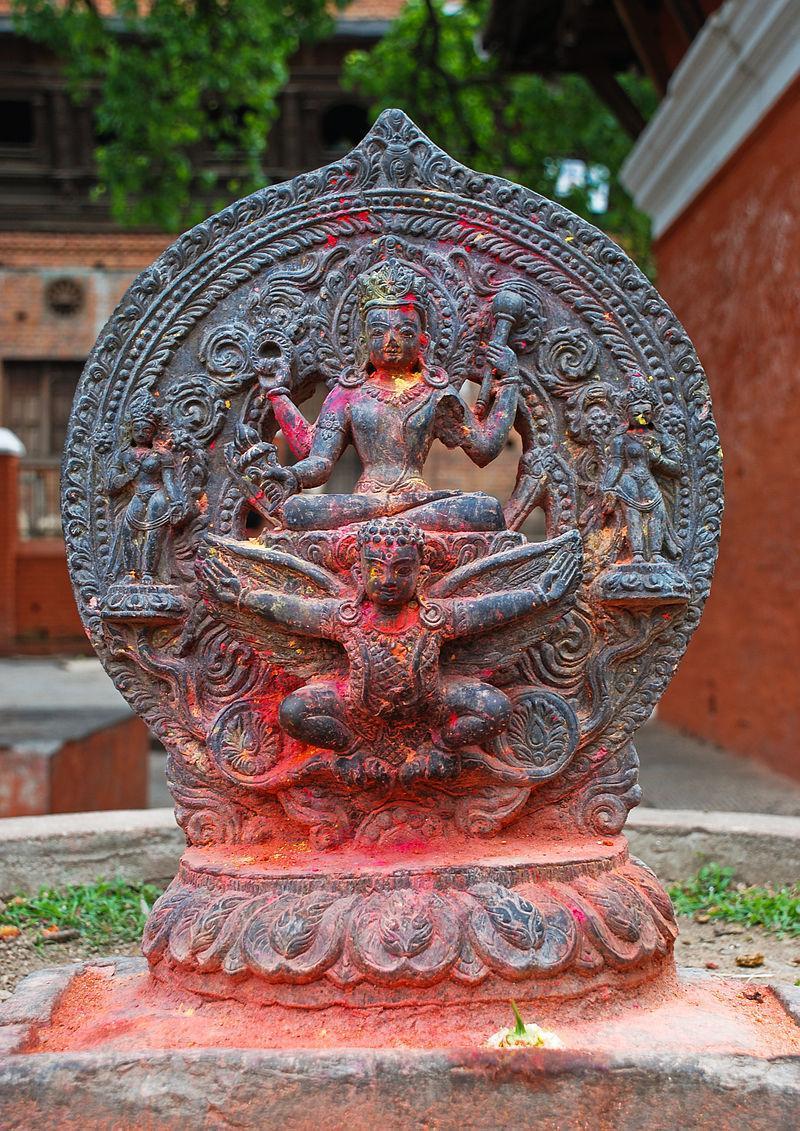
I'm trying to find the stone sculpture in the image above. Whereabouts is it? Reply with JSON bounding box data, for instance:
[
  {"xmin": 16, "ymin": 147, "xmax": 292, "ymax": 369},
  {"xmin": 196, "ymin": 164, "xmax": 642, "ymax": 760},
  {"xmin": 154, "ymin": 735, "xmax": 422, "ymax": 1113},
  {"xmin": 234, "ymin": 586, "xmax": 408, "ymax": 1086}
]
[{"xmin": 62, "ymin": 110, "xmax": 722, "ymax": 1007}]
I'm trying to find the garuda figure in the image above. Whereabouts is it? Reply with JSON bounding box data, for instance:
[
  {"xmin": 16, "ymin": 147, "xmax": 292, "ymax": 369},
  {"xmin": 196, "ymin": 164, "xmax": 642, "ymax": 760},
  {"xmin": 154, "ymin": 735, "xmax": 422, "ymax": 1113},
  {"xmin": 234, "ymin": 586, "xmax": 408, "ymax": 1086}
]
[{"xmin": 200, "ymin": 517, "xmax": 581, "ymax": 786}]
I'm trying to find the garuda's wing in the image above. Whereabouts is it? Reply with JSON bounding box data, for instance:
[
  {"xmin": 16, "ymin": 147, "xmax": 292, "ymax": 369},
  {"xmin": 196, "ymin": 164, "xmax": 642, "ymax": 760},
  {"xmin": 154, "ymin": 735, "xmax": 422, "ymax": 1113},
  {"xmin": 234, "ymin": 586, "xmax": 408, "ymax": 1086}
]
[
  {"xmin": 201, "ymin": 535, "xmax": 348, "ymax": 679},
  {"xmin": 430, "ymin": 530, "xmax": 583, "ymax": 679}
]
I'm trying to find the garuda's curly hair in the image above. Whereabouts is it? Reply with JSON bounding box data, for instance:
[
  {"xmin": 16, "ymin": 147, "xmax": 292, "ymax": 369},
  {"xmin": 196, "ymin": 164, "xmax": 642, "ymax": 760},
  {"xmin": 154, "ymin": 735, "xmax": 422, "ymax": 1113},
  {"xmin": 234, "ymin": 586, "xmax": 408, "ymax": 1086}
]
[{"xmin": 356, "ymin": 517, "xmax": 425, "ymax": 555}]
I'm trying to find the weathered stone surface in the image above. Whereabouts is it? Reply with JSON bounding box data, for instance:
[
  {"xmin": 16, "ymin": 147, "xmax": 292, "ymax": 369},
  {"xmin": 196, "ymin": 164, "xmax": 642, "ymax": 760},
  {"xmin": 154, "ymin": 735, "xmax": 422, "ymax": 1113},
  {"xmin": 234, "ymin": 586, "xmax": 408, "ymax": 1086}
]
[
  {"xmin": 2, "ymin": 1049, "xmax": 799, "ymax": 1131},
  {"xmin": 0, "ymin": 808, "xmax": 183, "ymax": 893},
  {"xmin": 6, "ymin": 807, "xmax": 800, "ymax": 895},
  {"xmin": 1, "ymin": 960, "xmax": 798, "ymax": 1131},
  {"xmin": 60, "ymin": 109, "xmax": 723, "ymax": 1003}
]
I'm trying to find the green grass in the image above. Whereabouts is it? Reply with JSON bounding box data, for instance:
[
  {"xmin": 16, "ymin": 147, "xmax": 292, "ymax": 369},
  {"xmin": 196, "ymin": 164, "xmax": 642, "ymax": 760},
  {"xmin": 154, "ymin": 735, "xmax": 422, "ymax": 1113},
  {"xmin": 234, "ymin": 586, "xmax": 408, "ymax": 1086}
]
[
  {"xmin": 0, "ymin": 879, "xmax": 164, "ymax": 948},
  {"xmin": 669, "ymin": 864, "xmax": 800, "ymax": 937}
]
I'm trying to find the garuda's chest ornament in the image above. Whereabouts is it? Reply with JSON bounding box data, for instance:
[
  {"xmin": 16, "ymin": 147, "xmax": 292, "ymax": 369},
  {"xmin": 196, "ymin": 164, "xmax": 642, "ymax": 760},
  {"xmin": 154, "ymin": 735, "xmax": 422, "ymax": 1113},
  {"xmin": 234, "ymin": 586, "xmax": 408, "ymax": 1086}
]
[{"xmin": 63, "ymin": 111, "xmax": 722, "ymax": 1006}]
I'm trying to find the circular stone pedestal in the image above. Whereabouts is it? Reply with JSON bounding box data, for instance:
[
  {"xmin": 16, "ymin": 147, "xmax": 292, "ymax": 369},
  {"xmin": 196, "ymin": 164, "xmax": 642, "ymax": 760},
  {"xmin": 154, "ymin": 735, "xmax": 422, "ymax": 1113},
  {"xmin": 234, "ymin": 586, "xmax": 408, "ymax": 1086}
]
[{"xmin": 143, "ymin": 838, "xmax": 677, "ymax": 1007}]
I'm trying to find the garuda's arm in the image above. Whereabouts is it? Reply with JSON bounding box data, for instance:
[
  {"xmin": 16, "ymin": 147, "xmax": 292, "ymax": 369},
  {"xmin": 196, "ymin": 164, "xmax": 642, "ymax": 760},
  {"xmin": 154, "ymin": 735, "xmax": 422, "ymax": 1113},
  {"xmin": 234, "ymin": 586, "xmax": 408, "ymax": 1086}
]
[{"xmin": 196, "ymin": 536, "xmax": 349, "ymax": 675}]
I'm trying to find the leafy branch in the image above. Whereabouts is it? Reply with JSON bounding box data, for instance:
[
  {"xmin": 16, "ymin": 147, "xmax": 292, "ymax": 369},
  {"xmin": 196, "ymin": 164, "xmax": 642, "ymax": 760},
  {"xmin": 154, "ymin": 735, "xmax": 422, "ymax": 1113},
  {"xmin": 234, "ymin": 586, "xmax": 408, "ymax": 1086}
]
[
  {"xmin": 12, "ymin": 0, "xmax": 343, "ymax": 230},
  {"xmin": 343, "ymin": 0, "xmax": 657, "ymax": 272}
]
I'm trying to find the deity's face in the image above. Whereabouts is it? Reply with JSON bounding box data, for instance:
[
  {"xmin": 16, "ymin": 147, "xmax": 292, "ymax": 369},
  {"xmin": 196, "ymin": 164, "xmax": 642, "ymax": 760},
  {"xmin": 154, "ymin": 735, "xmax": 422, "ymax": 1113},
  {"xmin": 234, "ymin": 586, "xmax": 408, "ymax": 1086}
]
[
  {"xmin": 628, "ymin": 399, "xmax": 654, "ymax": 425},
  {"xmin": 361, "ymin": 543, "xmax": 421, "ymax": 608},
  {"xmin": 132, "ymin": 416, "xmax": 157, "ymax": 445},
  {"xmin": 365, "ymin": 305, "xmax": 425, "ymax": 375}
]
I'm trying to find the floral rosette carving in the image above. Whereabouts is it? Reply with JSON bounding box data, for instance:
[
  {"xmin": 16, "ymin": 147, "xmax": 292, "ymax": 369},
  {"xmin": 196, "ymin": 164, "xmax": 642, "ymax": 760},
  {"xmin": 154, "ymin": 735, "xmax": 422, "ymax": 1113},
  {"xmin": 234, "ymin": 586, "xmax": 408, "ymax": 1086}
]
[
  {"xmin": 208, "ymin": 701, "xmax": 282, "ymax": 787},
  {"xmin": 488, "ymin": 689, "xmax": 579, "ymax": 781},
  {"xmin": 199, "ymin": 324, "xmax": 253, "ymax": 391},
  {"xmin": 350, "ymin": 891, "xmax": 462, "ymax": 984},
  {"xmin": 537, "ymin": 327, "xmax": 600, "ymax": 393}
]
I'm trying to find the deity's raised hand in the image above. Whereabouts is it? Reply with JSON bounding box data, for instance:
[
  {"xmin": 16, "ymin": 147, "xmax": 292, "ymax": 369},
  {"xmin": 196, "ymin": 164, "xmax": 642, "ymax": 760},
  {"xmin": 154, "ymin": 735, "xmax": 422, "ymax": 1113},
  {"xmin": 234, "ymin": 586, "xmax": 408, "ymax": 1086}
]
[
  {"xmin": 259, "ymin": 465, "xmax": 299, "ymax": 514},
  {"xmin": 539, "ymin": 548, "xmax": 581, "ymax": 602},
  {"xmin": 486, "ymin": 342, "xmax": 519, "ymax": 380}
]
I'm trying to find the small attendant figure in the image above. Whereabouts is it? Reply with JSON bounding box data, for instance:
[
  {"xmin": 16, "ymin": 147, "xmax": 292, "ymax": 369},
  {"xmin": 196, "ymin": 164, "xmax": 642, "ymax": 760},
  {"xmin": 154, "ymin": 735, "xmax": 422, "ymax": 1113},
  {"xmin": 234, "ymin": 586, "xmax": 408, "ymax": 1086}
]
[
  {"xmin": 106, "ymin": 394, "xmax": 185, "ymax": 583},
  {"xmin": 602, "ymin": 434, "xmax": 680, "ymax": 562}
]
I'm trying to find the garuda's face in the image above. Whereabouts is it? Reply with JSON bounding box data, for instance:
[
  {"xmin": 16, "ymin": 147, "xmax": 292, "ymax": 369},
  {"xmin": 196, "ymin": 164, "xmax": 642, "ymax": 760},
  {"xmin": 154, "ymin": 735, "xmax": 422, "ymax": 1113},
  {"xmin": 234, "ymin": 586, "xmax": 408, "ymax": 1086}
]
[
  {"xmin": 365, "ymin": 306, "xmax": 424, "ymax": 374},
  {"xmin": 361, "ymin": 545, "xmax": 421, "ymax": 608}
]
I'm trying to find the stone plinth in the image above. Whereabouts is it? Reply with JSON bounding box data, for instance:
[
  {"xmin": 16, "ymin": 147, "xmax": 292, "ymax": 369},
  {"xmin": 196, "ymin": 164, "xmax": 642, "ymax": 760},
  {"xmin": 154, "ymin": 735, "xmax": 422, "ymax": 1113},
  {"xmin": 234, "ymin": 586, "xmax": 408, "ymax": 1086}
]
[
  {"xmin": 0, "ymin": 710, "xmax": 149, "ymax": 816},
  {"xmin": 1, "ymin": 958, "xmax": 798, "ymax": 1130},
  {"xmin": 143, "ymin": 836, "xmax": 675, "ymax": 1008}
]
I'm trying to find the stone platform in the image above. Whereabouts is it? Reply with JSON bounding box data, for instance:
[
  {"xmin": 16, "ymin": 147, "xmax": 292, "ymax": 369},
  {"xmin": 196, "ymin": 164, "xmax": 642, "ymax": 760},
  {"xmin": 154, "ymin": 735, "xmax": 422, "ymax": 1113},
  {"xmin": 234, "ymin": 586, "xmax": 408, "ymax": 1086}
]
[
  {"xmin": 1, "ymin": 957, "xmax": 798, "ymax": 1129},
  {"xmin": 0, "ymin": 658, "xmax": 149, "ymax": 816}
]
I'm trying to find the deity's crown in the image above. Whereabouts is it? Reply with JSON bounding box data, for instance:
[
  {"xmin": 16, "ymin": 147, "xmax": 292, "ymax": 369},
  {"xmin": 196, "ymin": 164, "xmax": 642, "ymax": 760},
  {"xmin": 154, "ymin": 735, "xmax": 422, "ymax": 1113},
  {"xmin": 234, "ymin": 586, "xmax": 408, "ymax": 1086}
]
[
  {"xmin": 357, "ymin": 258, "xmax": 426, "ymax": 317},
  {"xmin": 624, "ymin": 372, "xmax": 656, "ymax": 405},
  {"xmin": 128, "ymin": 388, "xmax": 160, "ymax": 426},
  {"xmin": 357, "ymin": 518, "xmax": 425, "ymax": 556}
]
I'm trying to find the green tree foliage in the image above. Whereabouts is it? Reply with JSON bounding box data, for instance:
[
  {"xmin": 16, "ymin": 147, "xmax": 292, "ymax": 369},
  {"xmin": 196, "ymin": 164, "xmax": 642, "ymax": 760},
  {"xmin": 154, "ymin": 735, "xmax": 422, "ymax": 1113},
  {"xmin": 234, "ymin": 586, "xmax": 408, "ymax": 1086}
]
[
  {"xmin": 12, "ymin": 0, "xmax": 342, "ymax": 231},
  {"xmin": 344, "ymin": 0, "xmax": 657, "ymax": 270}
]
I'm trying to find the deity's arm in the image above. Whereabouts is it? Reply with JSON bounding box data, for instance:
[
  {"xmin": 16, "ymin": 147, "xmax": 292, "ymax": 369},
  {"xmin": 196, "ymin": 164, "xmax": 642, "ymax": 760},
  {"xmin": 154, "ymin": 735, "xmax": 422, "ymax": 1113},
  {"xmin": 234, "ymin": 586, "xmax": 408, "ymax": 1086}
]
[
  {"xmin": 265, "ymin": 390, "xmax": 314, "ymax": 459},
  {"xmin": 107, "ymin": 447, "xmax": 138, "ymax": 494},
  {"xmin": 240, "ymin": 586, "xmax": 340, "ymax": 637},
  {"xmin": 161, "ymin": 457, "xmax": 183, "ymax": 508},
  {"xmin": 651, "ymin": 428, "xmax": 682, "ymax": 478},
  {"xmin": 601, "ymin": 435, "xmax": 625, "ymax": 491},
  {"xmin": 286, "ymin": 390, "xmax": 349, "ymax": 489},
  {"xmin": 458, "ymin": 380, "xmax": 519, "ymax": 468}
]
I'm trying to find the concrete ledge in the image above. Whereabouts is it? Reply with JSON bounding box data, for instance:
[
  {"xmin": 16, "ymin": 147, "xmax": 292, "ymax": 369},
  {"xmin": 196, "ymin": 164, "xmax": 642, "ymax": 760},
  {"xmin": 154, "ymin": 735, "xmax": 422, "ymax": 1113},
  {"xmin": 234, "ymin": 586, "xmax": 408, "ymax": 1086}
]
[
  {"xmin": 0, "ymin": 809, "xmax": 183, "ymax": 894},
  {"xmin": 1, "ymin": 807, "xmax": 798, "ymax": 894},
  {"xmin": 627, "ymin": 809, "xmax": 800, "ymax": 887},
  {"xmin": 2, "ymin": 1047, "xmax": 799, "ymax": 1130},
  {"xmin": 0, "ymin": 959, "xmax": 798, "ymax": 1129}
]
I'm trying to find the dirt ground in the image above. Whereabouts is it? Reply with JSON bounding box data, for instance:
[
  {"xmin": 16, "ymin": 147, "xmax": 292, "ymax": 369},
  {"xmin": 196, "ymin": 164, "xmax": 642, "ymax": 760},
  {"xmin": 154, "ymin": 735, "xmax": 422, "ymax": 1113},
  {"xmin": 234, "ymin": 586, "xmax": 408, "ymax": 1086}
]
[
  {"xmin": 0, "ymin": 932, "xmax": 141, "ymax": 1002},
  {"xmin": 675, "ymin": 916, "xmax": 800, "ymax": 985},
  {"xmin": 1, "ymin": 917, "xmax": 798, "ymax": 1004}
]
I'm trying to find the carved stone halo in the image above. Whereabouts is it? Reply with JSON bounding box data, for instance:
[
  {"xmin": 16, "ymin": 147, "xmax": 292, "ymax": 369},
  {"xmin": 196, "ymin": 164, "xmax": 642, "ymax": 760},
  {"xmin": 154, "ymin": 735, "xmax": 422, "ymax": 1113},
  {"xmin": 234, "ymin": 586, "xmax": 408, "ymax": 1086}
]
[{"xmin": 61, "ymin": 110, "xmax": 722, "ymax": 1003}]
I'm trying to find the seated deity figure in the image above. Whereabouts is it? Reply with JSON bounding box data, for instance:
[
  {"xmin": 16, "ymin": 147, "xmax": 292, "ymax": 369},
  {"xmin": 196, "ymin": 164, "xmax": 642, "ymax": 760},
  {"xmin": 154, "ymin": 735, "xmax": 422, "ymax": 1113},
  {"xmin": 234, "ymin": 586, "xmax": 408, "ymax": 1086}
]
[
  {"xmin": 237, "ymin": 258, "xmax": 521, "ymax": 532},
  {"xmin": 200, "ymin": 517, "xmax": 580, "ymax": 784}
]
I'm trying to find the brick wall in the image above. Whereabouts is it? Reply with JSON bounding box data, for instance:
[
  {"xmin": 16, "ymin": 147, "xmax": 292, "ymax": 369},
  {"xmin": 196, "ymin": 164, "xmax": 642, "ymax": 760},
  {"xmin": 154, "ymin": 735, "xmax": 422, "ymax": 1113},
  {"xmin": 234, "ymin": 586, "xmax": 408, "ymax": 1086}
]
[
  {"xmin": 14, "ymin": 540, "xmax": 85, "ymax": 648},
  {"xmin": 0, "ymin": 449, "xmax": 18, "ymax": 648},
  {"xmin": 654, "ymin": 79, "xmax": 800, "ymax": 778}
]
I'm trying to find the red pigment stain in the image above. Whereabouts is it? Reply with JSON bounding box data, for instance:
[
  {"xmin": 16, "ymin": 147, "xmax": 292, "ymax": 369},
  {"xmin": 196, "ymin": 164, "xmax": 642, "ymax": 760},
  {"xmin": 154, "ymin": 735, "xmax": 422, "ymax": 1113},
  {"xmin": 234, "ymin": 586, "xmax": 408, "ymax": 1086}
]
[
  {"xmin": 591, "ymin": 746, "xmax": 609, "ymax": 762},
  {"xmin": 27, "ymin": 967, "xmax": 800, "ymax": 1059},
  {"xmin": 326, "ymin": 235, "xmax": 338, "ymax": 248},
  {"xmin": 570, "ymin": 906, "xmax": 587, "ymax": 924}
]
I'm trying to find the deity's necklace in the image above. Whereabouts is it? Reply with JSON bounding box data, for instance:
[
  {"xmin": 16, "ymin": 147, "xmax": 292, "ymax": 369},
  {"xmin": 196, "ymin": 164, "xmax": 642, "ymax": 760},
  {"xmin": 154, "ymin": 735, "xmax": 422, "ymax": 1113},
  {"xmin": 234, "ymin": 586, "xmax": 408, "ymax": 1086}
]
[{"xmin": 362, "ymin": 378, "xmax": 427, "ymax": 408}]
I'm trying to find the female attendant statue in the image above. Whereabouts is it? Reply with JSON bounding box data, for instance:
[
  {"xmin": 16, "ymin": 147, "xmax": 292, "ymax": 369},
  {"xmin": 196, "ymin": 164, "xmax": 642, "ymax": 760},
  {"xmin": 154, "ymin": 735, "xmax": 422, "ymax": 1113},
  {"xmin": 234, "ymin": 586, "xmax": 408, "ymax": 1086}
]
[{"xmin": 106, "ymin": 395, "xmax": 185, "ymax": 583}]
